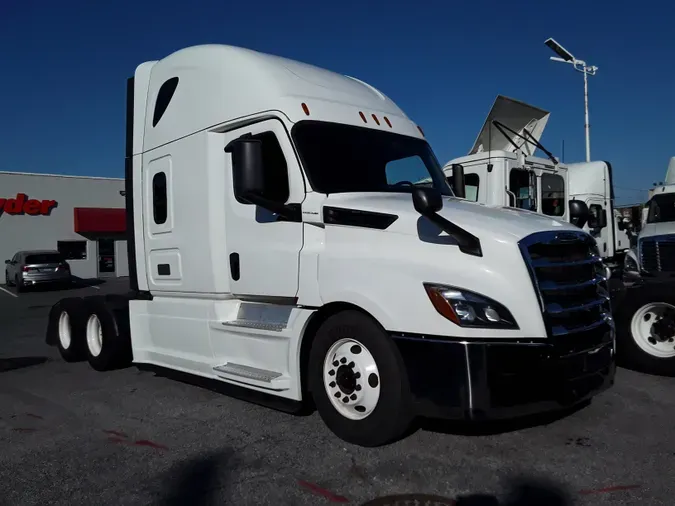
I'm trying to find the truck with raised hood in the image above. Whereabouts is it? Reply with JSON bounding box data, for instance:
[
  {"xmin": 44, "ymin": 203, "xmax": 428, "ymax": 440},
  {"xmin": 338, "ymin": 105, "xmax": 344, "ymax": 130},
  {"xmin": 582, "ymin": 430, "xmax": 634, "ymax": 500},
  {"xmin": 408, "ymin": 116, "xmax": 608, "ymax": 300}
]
[
  {"xmin": 45, "ymin": 45, "xmax": 615, "ymax": 447},
  {"xmin": 441, "ymin": 95, "xmax": 630, "ymax": 271},
  {"xmin": 614, "ymin": 157, "xmax": 675, "ymax": 375}
]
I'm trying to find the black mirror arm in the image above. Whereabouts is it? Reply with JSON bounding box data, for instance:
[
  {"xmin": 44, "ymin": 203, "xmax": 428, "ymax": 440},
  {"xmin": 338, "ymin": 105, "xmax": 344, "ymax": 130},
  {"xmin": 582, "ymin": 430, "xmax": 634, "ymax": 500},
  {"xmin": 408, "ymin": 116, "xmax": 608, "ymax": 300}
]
[
  {"xmin": 424, "ymin": 212, "xmax": 483, "ymax": 257},
  {"xmin": 243, "ymin": 192, "xmax": 301, "ymax": 221}
]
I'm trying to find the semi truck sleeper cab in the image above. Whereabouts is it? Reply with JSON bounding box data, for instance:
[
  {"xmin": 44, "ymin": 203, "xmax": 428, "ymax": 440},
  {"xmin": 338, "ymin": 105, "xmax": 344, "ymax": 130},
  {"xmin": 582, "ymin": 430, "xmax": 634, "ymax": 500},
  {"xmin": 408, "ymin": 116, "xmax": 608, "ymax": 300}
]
[{"xmin": 46, "ymin": 44, "xmax": 616, "ymax": 447}]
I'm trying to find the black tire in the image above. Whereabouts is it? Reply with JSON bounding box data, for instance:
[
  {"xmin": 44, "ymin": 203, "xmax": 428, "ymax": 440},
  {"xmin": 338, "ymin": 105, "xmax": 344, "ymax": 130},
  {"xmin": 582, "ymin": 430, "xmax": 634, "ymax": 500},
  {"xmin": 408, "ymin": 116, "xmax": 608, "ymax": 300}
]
[
  {"xmin": 615, "ymin": 283, "xmax": 675, "ymax": 376},
  {"xmin": 46, "ymin": 298, "xmax": 87, "ymax": 362},
  {"xmin": 5, "ymin": 271, "xmax": 12, "ymax": 287},
  {"xmin": 308, "ymin": 310, "xmax": 413, "ymax": 447},
  {"xmin": 15, "ymin": 276, "xmax": 24, "ymax": 293},
  {"xmin": 83, "ymin": 296, "xmax": 132, "ymax": 371}
]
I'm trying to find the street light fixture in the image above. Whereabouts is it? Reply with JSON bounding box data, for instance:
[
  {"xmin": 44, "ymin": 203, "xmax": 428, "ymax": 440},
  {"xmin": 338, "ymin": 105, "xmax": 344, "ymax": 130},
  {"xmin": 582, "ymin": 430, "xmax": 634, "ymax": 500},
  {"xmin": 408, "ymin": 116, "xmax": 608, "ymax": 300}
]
[{"xmin": 544, "ymin": 38, "xmax": 598, "ymax": 162}]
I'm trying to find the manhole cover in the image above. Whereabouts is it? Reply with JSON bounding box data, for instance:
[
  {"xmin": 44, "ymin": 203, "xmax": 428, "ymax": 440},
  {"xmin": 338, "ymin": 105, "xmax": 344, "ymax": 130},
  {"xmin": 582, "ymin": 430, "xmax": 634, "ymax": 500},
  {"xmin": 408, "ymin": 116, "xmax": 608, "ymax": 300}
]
[{"xmin": 361, "ymin": 494, "xmax": 456, "ymax": 506}]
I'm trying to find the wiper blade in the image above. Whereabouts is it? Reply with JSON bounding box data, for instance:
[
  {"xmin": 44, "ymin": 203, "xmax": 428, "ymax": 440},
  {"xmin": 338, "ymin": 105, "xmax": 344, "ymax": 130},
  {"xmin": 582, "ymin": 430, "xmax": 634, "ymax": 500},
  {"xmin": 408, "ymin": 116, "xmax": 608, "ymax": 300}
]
[{"xmin": 492, "ymin": 120, "xmax": 558, "ymax": 165}]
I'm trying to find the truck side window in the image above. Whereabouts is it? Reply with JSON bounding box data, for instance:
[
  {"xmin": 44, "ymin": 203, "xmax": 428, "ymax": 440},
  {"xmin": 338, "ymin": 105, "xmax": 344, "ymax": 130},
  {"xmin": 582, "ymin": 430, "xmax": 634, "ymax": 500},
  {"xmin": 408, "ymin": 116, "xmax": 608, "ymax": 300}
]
[
  {"xmin": 541, "ymin": 173, "xmax": 565, "ymax": 217},
  {"xmin": 152, "ymin": 172, "xmax": 168, "ymax": 224},
  {"xmin": 243, "ymin": 132, "xmax": 290, "ymax": 204},
  {"xmin": 444, "ymin": 173, "xmax": 479, "ymax": 201},
  {"xmin": 464, "ymin": 173, "xmax": 479, "ymax": 201},
  {"xmin": 509, "ymin": 169, "xmax": 536, "ymax": 211},
  {"xmin": 589, "ymin": 204, "xmax": 603, "ymax": 228}
]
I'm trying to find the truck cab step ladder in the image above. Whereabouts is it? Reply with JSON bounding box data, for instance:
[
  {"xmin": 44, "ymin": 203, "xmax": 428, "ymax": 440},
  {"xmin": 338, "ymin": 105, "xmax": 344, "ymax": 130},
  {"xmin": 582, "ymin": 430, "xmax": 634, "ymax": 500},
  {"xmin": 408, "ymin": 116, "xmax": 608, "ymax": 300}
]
[
  {"xmin": 213, "ymin": 362, "xmax": 290, "ymax": 390},
  {"xmin": 219, "ymin": 320, "xmax": 286, "ymax": 332}
]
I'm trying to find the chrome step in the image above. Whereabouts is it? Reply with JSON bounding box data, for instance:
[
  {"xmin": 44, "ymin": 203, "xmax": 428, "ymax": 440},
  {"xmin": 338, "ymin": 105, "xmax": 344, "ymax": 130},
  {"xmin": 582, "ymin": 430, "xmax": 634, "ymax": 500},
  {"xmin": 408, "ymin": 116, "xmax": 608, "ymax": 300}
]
[
  {"xmin": 213, "ymin": 363, "xmax": 283, "ymax": 383},
  {"xmin": 220, "ymin": 319, "xmax": 286, "ymax": 332}
]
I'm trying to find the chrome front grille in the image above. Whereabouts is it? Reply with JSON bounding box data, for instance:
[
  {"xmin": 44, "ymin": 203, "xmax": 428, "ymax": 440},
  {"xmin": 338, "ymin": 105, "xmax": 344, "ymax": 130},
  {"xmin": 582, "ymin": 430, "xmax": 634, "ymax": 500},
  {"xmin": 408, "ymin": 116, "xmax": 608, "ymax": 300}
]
[
  {"xmin": 640, "ymin": 235, "xmax": 675, "ymax": 272},
  {"xmin": 519, "ymin": 231, "xmax": 613, "ymax": 339}
]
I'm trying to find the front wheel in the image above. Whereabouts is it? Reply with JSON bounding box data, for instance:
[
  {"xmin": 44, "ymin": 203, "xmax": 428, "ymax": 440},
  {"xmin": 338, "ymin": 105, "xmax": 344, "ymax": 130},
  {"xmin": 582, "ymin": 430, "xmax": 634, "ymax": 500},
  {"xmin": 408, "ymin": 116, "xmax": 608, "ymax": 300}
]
[
  {"xmin": 308, "ymin": 310, "xmax": 413, "ymax": 447},
  {"xmin": 616, "ymin": 285, "xmax": 675, "ymax": 376}
]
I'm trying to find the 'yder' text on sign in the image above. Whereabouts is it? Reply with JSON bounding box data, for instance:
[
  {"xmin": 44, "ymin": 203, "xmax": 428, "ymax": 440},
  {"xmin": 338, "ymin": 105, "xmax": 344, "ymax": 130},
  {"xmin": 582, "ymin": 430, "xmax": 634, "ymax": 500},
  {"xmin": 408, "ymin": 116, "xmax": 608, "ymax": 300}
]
[{"xmin": 0, "ymin": 194, "xmax": 58, "ymax": 217}]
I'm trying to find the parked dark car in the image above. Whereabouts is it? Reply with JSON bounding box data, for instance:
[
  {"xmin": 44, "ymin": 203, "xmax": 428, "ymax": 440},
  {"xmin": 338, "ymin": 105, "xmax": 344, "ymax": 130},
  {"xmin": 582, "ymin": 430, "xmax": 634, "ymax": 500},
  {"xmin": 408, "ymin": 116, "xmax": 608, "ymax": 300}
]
[{"xmin": 4, "ymin": 250, "xmax": 72, "ymax": 292}]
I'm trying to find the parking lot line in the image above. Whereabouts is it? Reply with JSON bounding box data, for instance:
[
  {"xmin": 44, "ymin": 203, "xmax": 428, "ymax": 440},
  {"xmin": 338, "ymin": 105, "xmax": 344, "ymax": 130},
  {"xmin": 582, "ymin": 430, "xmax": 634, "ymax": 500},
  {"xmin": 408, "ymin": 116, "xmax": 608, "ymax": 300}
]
[{"xmin": 0, "ymin": 285, "xmax": 18, "ymax": 298}]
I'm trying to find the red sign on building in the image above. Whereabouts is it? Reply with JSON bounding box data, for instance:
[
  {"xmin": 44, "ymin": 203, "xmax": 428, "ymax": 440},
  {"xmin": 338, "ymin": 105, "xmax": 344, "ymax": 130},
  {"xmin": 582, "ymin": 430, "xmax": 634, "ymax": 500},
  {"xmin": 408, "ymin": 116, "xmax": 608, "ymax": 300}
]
[{"xmin": 0, "ymin": 194, "xmax": 58, "ymax": 217}]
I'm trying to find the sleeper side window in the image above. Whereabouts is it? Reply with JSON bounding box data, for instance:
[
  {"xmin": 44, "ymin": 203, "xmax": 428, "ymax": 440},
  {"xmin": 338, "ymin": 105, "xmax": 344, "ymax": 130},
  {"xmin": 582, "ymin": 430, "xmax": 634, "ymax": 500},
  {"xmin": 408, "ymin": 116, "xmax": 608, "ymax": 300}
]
[{"xmin": 152, "ymin": 172, "xmax": 168, "ymax": 224}]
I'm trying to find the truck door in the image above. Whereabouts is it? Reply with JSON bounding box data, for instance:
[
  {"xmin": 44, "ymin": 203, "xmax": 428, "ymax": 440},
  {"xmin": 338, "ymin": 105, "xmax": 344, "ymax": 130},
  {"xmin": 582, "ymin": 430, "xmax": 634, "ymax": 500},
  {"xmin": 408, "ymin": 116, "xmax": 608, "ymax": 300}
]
[
  {"xmin": 587, "ymin": 198, "xmax": 611, "ymax": 256},
  {"xmin": 222, "ymin": 119, "xmax": 305, "ymax": 299}
]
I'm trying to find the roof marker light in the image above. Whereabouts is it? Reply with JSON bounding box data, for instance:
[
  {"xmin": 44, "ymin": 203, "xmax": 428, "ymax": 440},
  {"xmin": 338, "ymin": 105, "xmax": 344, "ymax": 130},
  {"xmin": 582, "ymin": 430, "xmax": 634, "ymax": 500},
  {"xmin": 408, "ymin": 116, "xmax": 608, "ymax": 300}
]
[
  {"xmin": 359, "ymin": 111, "xmax": 367, "ymax": 123},
  {"xmin": 384, "ymin": 116, "xmax": 392, "ymax": 128},
  {"xmin": 301, "ymin": 103, "xmax": 310, "ymax": 116},
  {"xmin": 371, "ymin": 114, "xmax": 380, "ymax": 126}
]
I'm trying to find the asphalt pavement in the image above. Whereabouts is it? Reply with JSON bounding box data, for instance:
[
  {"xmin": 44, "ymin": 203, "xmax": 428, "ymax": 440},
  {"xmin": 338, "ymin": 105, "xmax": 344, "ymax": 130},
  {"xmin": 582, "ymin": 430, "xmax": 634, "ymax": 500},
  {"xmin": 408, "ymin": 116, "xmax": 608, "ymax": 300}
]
[{"xmin": 1, "ymin": 279, "xmax": 674, "ymax": 505}]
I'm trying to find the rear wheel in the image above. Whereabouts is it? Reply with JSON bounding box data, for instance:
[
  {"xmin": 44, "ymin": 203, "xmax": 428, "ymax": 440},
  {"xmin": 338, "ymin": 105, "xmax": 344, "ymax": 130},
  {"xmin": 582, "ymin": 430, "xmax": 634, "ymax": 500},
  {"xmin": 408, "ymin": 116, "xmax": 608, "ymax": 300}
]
[
  {"xmin": 15, "ymin": 276, "xmax": 24, "ymax": 293},
  {"xmin": 47, "ymin": 298, "xmax": 86, "ymax": 362},
  {"xmin": 83, "ymin": 297, "xmax": 132, "ymax": 371},
  {"xmin": 616, "ymin": 284, "xmax": 675, "ymax": 376},
  {"xmin": 308, "ymin": 310, "xmax": 413, "ymax": 447},
  {"xmin": 5, "ymin": 271, "xmax": 12, "ymax": 286}
]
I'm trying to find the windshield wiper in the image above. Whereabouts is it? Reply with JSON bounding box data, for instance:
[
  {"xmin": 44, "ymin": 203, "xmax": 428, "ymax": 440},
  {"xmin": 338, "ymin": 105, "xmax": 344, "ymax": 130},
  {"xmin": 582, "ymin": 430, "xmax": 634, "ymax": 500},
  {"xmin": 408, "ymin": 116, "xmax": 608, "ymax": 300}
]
[{"xmin": 492, "ymin": 120, "xmax": 558, "ymax": 165}]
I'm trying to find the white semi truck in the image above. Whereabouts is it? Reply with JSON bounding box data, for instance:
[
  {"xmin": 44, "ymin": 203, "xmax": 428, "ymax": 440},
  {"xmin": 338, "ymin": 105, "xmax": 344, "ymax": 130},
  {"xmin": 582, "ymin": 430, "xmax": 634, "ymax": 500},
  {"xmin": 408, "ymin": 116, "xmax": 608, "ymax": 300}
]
[
  {"xmin": 615, "ymin": 158, "xmax": 675, "ymax": 375},
  {"xmin": 45, "ymin": 45, "xmax": 615, "ymax": 447},
  {"xmin": 442, "ymin": 95, "xmax": 630, "ymax": 271}
]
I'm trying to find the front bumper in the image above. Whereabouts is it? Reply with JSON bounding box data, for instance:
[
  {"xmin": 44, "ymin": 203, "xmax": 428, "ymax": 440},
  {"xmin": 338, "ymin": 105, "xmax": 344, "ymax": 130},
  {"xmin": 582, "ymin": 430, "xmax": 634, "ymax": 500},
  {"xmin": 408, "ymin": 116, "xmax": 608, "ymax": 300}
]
[{"xmin": 392, "ymin": 325, "xmax": 615, "ymax": 421}]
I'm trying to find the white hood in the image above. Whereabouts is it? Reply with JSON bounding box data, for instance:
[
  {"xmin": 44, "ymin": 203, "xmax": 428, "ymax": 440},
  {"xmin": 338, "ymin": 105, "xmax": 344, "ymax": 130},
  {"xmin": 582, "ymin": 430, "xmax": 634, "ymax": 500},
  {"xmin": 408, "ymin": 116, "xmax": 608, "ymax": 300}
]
[
  {"xmin": 640, "ymin": 222, "xmax": 675, "ymax": 240},
  {"xmin": 323, "ymin": 192, "xmax": 578, "ymax": 243}
]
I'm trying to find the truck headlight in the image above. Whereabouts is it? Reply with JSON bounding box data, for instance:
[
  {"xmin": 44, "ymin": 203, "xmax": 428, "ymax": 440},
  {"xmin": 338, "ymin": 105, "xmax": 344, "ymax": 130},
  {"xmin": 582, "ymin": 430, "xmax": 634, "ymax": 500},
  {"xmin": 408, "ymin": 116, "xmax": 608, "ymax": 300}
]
[{"xmin": 423, "ymin": 283, "xmax": 519, "ymax": 330}]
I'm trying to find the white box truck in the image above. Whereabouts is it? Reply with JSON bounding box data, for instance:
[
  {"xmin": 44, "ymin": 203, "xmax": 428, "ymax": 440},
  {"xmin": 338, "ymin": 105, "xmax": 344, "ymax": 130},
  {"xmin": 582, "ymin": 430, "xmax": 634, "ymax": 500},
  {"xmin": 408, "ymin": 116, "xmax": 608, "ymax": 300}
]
[{"xmin": 45, "ymin": 45, "xmax": 615, "ymax": 446}]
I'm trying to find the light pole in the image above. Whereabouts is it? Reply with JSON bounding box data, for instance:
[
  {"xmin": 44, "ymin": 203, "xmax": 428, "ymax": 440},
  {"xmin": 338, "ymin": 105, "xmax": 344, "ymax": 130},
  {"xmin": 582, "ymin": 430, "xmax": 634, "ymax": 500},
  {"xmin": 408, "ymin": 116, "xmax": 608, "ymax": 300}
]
[{"xmin": 544, "ymin": 38, "xmax": 598, "ymax": 162}]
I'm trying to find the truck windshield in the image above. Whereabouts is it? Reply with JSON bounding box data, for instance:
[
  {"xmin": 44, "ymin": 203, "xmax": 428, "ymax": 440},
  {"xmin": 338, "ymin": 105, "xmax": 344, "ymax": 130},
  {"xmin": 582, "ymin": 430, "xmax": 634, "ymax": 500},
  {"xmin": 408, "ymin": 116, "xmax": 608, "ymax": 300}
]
[
  {"xmin": 291, "ymin": 120, "xmax": 453, "ymax": 195},
  {"xmin": 647, "ymin": 193, "xmax": 675, "ymax": 223}
]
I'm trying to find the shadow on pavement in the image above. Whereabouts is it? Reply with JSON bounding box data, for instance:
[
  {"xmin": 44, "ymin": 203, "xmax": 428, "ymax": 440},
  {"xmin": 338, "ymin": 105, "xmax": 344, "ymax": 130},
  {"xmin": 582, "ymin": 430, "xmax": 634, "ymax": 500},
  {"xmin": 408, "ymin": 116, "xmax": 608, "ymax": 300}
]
[
  {"xmin": 416, "ymin": 400, "xmax": 591, "ymax": 437},
  {"xmin": 72, "ymin": 277, "xmax": 107, "ymax": 288},
  {"xmin": 16, "ymin": 277, "xmax": 106, "ymax": 293},
  {"xmin": 457, "ymin": 476, "xmax": 572, "ymax": 505},
  {"xmin": 0, "ymin": 356, "xmax": 48, "ymax": 373},
  {"xmin": 364, "ymin": 476, "xmax": 572, "ymax": 505},
  {"xmin": 154, "ymin": 450, "xmax": 572, "ymax": 505},
  {"xmin": 158, "ymin": 450, "xmax": 233, "ymax": 505},
  {"xmin": 137, "ymin": 364, "xmax": 312, "ymax": 416}
]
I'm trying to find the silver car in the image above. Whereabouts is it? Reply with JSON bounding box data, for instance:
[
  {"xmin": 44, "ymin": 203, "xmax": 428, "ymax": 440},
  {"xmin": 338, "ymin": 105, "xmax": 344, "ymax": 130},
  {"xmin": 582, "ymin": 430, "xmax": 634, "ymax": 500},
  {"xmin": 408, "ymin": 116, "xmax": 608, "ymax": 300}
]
[{"xmin": 4, "ymin": 250, "xmax": 72, "ymax": 292}]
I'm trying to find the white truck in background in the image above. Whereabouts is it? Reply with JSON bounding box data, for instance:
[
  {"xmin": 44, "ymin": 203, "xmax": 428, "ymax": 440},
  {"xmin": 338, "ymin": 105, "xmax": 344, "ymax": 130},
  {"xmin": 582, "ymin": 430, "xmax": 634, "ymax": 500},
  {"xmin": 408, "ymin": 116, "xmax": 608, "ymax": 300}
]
[
  {"xmin": 45, "ymin": 45, "xmax": 615, "ymax": 447},
  {"xmin": 614, "ymin": 158, "xmax": 675, "ymax": 375},
  {"xmin": 442, "ymin": 95, "xmax": 630, "ymax": 271}
]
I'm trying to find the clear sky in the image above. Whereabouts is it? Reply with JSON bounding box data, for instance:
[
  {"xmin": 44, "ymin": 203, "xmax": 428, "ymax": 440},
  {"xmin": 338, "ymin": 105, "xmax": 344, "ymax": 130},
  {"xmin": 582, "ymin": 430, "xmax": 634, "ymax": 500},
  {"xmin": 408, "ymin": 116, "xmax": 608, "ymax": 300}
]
[{"xmin": 1, "ymin": 0, "xmax": 672, "ymax": 205}]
